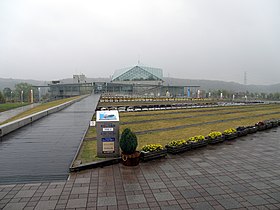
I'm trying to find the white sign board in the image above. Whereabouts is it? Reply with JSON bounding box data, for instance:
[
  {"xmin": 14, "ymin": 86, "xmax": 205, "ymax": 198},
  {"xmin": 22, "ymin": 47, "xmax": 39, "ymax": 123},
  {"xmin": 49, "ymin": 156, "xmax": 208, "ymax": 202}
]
[
  {"xmin": 96, "ymin": 110, "xmax": 119, "ymax": 122},
  {"xmin": 103, "ymin": 127, "xmax": 114, "ymax": 132},
  {"xmin": 90, "ymin": 121, "xmax": 96, "ymax": 127}
]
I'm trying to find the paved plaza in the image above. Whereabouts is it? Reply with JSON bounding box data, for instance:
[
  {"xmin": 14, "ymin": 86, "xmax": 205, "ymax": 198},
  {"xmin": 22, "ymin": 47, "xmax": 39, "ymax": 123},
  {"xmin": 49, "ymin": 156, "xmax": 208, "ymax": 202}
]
[{"xmin": 0, "ymin": 128, "xmax": 280, "ymax": 209}]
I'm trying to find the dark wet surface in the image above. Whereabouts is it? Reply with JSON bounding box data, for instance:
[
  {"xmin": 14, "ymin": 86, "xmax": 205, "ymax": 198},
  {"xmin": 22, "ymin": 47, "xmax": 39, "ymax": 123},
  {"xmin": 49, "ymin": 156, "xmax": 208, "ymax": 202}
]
[
  {"xmin": 0, "ymin": 125, "xmax": 279, "ymax": 209},
  {"xmin": 0, "ymin": 94, "xmax": 100, "ymax": 184}
]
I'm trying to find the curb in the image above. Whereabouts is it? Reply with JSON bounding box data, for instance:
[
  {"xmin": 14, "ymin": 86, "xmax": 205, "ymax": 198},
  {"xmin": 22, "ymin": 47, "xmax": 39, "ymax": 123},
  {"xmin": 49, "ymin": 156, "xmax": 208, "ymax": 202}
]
[{"xmin": 69, "ymin": 157, "xmax": 121, "ymax": 172}]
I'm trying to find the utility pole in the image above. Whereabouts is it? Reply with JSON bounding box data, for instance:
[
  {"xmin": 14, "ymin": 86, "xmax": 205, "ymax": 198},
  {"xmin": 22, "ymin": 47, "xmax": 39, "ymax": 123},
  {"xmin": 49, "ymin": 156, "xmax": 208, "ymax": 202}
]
[{"xmin": 244, "ymin": 71, "xmax": 247, "ymax": 85}]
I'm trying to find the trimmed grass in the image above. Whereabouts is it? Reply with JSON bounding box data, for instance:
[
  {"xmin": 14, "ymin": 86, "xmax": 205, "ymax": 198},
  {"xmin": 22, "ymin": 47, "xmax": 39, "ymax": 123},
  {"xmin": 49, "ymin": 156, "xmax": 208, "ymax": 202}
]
[
  {"xmin": 0, "ymin": 102, "xmax": 29, "ymax": 112},
  {"xmin": 75, "ymin": 141, "xmax": 104, "ymax": 164},
  {"xmin": 76, "ymin": 103, "xmax": 280, "ymax": 164},
  {"xmin": 0, "ymin": 96, "xmax": 80, "ymax": 125},
  {"xmin": 136, "ymin": 113, "xmax": 280, "ymax": 148}
]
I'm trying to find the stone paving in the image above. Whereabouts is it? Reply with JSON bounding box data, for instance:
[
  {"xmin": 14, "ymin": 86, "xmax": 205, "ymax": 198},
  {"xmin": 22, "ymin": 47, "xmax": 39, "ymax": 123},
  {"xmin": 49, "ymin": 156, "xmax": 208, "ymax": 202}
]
[{"xmin": 0, "ymin": 128, "xmax": 280, "ymax": 209}]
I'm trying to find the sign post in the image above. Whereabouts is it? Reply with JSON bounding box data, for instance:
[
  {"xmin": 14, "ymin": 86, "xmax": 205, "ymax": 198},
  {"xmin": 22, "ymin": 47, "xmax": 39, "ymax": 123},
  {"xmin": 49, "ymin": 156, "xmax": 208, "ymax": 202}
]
[{"xmin": 96, "ymin": 110, "xmax": 120, "ymax": 158}]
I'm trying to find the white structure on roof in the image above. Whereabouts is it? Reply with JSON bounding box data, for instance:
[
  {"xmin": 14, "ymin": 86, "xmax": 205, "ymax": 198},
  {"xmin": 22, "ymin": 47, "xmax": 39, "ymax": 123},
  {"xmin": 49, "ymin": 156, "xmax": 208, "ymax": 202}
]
[{"xmin": 73, "ymin": 74, "xmax": 86, "ymax": 83}]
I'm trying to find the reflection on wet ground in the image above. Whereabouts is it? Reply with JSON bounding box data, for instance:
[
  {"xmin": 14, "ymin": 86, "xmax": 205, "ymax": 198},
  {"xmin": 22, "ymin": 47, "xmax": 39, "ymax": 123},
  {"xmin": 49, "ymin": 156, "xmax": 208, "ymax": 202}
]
[
  {"xmin": 1, "ymin": 127, "xmax": 279, "ymax": 209},
  {"xmin": 0, "ymin": 95, "xmax": 99, "ymax": 184}
]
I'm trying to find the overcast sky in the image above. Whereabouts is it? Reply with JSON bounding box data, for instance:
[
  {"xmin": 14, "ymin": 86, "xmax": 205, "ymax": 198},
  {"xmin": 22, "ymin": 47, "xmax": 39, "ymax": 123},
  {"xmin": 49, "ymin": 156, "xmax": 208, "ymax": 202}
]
[{"xmin": 0, "ymin": 0, "xmax": 279, "ymax": 85}]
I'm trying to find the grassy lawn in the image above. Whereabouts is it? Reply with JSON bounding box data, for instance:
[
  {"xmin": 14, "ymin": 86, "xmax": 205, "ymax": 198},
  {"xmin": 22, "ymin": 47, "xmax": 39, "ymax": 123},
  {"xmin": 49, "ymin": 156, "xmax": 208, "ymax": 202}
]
[
  {"xmin": 76, "ymin": 103, "xmax": 280, "ymax": 164},
  {"xmin": 0, "ymin": 102, "xmax": 29, "ymax": 112},
  {"xmin": 0, "ymin": 96, "xmax": 81, "ymax": 125}
]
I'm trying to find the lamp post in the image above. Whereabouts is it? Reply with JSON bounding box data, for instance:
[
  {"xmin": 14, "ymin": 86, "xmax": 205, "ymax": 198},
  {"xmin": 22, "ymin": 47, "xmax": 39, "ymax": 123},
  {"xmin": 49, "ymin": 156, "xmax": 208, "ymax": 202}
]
[
  {"xmin": 21, "ymin": 90, "xmax": 23, "ymax": 103},
  {"xmin": 30, "ymin": 89, "xmax": 33, "ymax": 103},
  {"xmin": 38, "ymin": 87, "xmax": 41, "ymax": 102}
]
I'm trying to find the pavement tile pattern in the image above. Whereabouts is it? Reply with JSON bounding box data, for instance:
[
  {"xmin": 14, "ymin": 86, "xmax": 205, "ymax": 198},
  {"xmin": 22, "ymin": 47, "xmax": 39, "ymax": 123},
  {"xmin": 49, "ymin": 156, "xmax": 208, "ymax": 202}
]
[{"xmin": 0, "ymin": 128, "xmax": 280, "ymax": 209}]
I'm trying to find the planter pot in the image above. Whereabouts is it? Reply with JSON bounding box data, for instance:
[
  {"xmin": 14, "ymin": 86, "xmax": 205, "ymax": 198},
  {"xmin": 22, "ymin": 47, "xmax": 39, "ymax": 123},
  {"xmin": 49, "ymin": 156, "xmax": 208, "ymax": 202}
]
[
  {"xmin": 165, "ymin": 144, "xmax": 192, "ymax": 154},
  {"xmin": 121, "ymin": 151, "xmax": 140, "ymax": 166},
  {"xmin": 237, "ymin": 129, "xmax": 248, "ymax": 137},
  {"xmin": 257, "ymin": 125, "xmax": 267, "ymax": 131},
  {"xmin": 236, "ymin": 127, "xmax": 248, "ymax": 137},
  {"xmin": 191, "ymin": 140, "xmax": 208, "ymax": 149},
  {"xmin": 271, "ymin": 121, "xmax": 278, "ymax": 128},
  {"xmin": 207, "ymin": 135, "xmax": 225, "ymax": 144},
  {"xmin": 224, "ymin": 132, "xmax": 238, "ymax": 140},
  {"xmin": 247, "ymin": 126, "xmax": 258, "ymax": 134},
  {"xmin": 265, "ymin": 122, "xmax": 273, "ymax": 129},
  {"xmin": 140, "ymin": 149, "xmax": 167, "ymax": 161}
]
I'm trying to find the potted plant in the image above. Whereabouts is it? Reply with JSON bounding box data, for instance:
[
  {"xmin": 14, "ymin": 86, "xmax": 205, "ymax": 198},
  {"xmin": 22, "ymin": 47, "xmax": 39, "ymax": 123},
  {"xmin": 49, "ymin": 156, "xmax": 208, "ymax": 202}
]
[
  {"xmin": 188, "ymin": 135, "xmax": 207, "ymax": 148},
  {"xmin": 270, "ymin": 119, "xmax": 278, "ymax": 128},
  {"xmin": 119, "ymin": 128, "xmax": 140, "ymax": 166},
  {"xmin": 246, "ymin": 125, "xmax": 258, "ymax": 134},
  {"xmin": 165, "ymin": 139, "xmax": 192, "ymax": 154},
  {"xmin": 236, "ymin": 126, "xmax": 248, "ymax": 137},
  {"xmin": 207, "ymin": 131, "xmax": 224, "ymax": 144},
  {"xmin": 141, "ymin": 144, "xmax": 167, "ymax": 161},
  {"xmin": 264, "ymin": 120, "xmax": 273, "ymax": 129},
  {"xmin": 223, "ymin": 128, "xmax": 238, "ymax": 140},
  {"xmin": 255, "ymin": 121, "xmax": 266, "ymax": 131}
]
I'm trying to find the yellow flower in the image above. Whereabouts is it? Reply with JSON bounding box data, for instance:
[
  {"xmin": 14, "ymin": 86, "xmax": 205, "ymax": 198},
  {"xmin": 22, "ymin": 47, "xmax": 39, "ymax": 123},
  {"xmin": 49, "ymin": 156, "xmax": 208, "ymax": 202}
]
[
  {"xmin": 142, "ymin": 144, "xmax": 163, "ymax": 152},
  {"xmin": 208, "ymin": 131, "xmax": 222, "ymax": 139},
  {"xmin": 223, "ymin": 128, "xmax": 237, "ymax": 135}
]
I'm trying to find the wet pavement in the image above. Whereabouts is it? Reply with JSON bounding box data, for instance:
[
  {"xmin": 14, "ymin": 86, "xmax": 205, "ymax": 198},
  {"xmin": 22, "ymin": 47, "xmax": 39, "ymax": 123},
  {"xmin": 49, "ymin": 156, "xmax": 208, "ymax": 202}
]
[
  {"xmin": 0, "ymin": 103, "xmax": 39, "ymax": 124},
  {"xmin": 0, "ymin": 94, "xmax": 100, "ymax": 184},
  {"xmin": 0, "ymin": 127, "xmax": 279, "ymax": 209}
]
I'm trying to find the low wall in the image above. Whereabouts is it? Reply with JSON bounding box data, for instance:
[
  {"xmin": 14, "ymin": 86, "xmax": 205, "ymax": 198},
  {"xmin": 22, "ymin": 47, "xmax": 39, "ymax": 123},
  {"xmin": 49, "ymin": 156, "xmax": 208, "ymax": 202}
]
[{"xmin": 0, "ymin": 95, "xmax": 88, "ymax": 137}]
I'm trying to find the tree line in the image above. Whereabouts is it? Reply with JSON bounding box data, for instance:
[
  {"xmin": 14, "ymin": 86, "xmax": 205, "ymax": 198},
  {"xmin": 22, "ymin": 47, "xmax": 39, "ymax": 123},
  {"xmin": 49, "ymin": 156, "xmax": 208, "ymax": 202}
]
[{"xmin": 0, "ymin": 83, "xmax": 38, "ymax": 104}]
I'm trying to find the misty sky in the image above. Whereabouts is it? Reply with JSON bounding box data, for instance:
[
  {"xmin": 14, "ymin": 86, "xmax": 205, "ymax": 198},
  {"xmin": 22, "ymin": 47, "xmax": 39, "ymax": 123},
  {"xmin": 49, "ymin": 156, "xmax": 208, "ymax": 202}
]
[{"xmin": 0, "ymin": 0, "xmax": 279, "ymax": 85}]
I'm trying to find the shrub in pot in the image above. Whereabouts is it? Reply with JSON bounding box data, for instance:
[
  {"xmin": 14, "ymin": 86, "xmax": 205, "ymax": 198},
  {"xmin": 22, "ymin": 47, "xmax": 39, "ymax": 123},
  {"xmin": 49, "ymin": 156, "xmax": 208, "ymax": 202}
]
[{"xmin": 119, "ymin": 128, "xmax": 140, "ymax": 166}]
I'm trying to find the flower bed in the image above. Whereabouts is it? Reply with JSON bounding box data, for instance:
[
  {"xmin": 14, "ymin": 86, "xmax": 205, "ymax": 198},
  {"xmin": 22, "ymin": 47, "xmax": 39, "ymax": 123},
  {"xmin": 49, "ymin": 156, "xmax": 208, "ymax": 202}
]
[
  {"xmin": 271, "ymin": 120, "xmax": 279, "ymax": 128},
  {"xmin": 141, "ymin": 144, "xmax": 167, "ymax": 161},
  {"xmin": 206, "ymin": 131, "xmax": 224, "ymax": 144},
  {"xmin": 223, "ymin": 128, "xmax": 238, "ymax": 140},
  {"xmin": 188, "ymin": 135, "xmax": 207, "ymax": 148},
  {"xmin": 165, "ymin": 139, "xmax": 192, "ymax": 154},
  {"xmin": 256, "ymin": 121, "xmax": 267, "ymax": 131},
  {"xmin": 236, "ymin": 126, "xmax": 248, "ymax": 137},
  {"xmin": 246, "ymin": 126, "xmax": 258, "ymax": 134}
]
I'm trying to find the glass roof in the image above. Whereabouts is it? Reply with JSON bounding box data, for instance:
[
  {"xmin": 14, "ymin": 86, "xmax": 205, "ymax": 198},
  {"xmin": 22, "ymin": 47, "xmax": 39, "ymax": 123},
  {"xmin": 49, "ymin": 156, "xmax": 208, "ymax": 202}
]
[{"xmin": 112, "ymin": 65, "xmax": 163, "ymax": 81}]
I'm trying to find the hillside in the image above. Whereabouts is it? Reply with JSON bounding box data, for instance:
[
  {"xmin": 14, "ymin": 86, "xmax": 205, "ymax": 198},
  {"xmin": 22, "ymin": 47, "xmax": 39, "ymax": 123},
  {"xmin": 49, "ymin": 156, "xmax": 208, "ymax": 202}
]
[
  {"xmin": 163, "ymin": 77, "xmax": 280, "ymax": 93},
  {"xmin": 1, "ymin": 77, "xmax": 279, "ymax": 93},
  {"xmin": 0, "ymin": 78, "xmax": 47, "ymax": 90}
]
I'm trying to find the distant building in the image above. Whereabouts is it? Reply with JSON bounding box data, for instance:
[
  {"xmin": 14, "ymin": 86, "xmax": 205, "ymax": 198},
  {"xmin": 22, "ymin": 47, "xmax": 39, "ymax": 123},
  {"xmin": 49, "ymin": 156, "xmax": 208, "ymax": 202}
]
[
  {"xmin": 49, "ymin": 74, "xmax": 93, "ymax": 99},
  {"xmin": 92, "ymin": 65, "xmax": 200, "ymax": 97}
]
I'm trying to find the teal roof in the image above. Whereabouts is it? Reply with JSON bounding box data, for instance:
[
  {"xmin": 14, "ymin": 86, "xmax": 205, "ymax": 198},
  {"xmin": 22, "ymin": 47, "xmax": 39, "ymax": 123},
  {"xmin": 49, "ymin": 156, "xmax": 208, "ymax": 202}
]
[{"xmin": 112, "ymin": 65, "xmax": 163, "ymax": 81}]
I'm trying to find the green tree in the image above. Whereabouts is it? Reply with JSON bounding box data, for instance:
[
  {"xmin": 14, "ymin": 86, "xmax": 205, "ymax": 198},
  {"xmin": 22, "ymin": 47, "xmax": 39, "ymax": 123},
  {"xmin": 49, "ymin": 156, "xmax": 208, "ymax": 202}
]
[
  {"xmin": 274, "ymin": 92, "xmax": 280, "ymax": 100},
  {"xmin": 14, "ymin": 83, "xmax": 37, "ymax": 102},
  {"xmin": 3, "ymin": 87, "xmax": 12, "ymax": 101},
  {"xmin": 0, "ymin": 91, "xmax": 6, "ymax": 103}
]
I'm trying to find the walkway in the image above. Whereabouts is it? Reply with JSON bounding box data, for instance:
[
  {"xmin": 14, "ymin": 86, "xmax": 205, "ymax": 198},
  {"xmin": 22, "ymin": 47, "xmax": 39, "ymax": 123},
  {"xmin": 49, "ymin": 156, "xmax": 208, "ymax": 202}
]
[
  {"xmin": 0, "ymin": 128, "xmax": 279, "ymax": 209},
  {"xmin": 0, "ymin": 94, "xmax": 100, "ymax": 184},
  {"xmin": 0, "ymin": 103, "xmax": 39, "ymax": 124}
]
